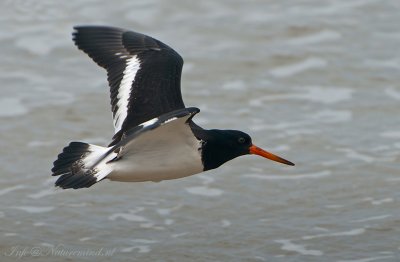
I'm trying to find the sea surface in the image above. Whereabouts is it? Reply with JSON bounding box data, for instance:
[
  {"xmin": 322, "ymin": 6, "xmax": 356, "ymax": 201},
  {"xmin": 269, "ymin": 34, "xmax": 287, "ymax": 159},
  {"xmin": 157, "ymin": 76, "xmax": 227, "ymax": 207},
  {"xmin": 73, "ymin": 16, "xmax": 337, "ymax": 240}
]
[{"xmin": 0, "ymin": 0, "xmax": 399, "ymax": 261}]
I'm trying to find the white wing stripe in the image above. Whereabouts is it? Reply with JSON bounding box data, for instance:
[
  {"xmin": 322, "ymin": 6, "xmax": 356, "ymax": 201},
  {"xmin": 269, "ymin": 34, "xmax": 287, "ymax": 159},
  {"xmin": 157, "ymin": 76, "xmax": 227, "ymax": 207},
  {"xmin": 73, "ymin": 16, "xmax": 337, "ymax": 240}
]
[{"xmin": 114, "ymin": 55, "xmax": 141, "ymax": 132}]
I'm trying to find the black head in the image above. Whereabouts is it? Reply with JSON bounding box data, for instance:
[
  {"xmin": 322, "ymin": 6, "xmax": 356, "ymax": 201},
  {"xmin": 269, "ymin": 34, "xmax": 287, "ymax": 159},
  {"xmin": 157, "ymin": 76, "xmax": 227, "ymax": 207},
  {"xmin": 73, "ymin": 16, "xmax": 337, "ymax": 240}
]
[{"xmin": 199, "ymin": 129, "xmax": 294, "ymax": 171}]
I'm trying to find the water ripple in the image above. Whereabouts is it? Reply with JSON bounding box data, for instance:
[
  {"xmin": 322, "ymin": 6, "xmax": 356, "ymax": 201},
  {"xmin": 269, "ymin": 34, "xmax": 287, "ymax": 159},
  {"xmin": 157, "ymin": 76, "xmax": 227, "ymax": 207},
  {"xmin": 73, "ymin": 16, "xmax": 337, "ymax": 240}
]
[
  {"xmin": 244, "ymin": 170, "xmax": 331, "ymax": 180},
  {"xmin": 11, "ymin": 206, "xmax": 55, "ymax": 213},
  {"xmin": 302, "ymin": 228, "xmax": 365, "ymax": 240},
  {"xmin": 269, "ymin": 57, "xmax": 327, "ymax": 78},
  {"xmin": 0, "ymin": 185, "xmax": 25, "ymax": 196},
  {"xmin": 275, "ymin": 239, "xmax": 323, "ymax": 256},
  {"xmin": 185, "ymin": 186, "xmax": 224, "ymax": 197}
]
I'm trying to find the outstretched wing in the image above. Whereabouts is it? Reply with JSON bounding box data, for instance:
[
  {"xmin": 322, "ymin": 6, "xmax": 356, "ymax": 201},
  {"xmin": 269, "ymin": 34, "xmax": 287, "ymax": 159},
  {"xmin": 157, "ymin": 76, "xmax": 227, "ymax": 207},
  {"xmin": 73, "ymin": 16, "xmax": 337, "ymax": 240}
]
[
  {"xmin": 72, "ymin": 26, "xmax": 185, "ymax": 145},
  {"xmin": 99, "ymin": 107, "xmax": 200, "ymax": 165},
  {"xmin": 113, "ymin": 107, "xmax": 200, "ymax": 150}
]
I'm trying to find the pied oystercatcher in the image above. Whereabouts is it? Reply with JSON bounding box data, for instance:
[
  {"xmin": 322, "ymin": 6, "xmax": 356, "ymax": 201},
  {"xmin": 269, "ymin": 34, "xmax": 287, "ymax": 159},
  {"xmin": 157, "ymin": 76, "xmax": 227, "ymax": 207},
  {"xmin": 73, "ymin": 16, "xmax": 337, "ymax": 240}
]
[{"xmin": 52, "ymin": 26, "xmax": 294, "ymax": 189}]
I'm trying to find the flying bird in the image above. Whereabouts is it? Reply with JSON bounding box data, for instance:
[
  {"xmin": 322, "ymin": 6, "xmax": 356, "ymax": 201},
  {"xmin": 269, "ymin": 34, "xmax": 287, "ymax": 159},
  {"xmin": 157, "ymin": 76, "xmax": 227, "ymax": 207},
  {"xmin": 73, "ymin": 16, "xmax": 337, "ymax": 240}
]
[{"xmin": 52, "ymin": 26, "xmax": 294, "ymax": 189}]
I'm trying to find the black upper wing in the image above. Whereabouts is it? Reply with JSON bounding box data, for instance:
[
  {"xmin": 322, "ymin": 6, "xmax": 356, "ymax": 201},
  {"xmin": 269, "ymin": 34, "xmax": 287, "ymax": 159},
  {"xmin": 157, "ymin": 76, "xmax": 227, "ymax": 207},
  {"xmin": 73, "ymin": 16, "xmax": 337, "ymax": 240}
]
[{"xmin": 72, "ymin": 26, "xmax": 185, "ymax": 145}]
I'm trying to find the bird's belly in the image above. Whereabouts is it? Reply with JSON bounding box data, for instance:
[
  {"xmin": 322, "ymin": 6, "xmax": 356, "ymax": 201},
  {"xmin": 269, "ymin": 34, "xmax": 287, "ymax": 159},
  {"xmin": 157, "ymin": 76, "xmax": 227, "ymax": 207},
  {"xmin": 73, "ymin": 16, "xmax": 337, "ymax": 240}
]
[
  {"xmin": 106, "ymin": 146, "xmax": 203, "ymax": 182},
  {"xmin": 108, "ymin": 166, "xmax": 201, "ymax": 182}
]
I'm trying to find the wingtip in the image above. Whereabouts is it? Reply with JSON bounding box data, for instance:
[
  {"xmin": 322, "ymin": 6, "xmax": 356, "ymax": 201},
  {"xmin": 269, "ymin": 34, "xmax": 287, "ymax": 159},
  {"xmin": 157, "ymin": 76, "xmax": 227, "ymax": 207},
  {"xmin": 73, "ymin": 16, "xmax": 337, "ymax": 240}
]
[{"xmin": 187, "ymin": 107, "xmax": 200, "ymax": 114}]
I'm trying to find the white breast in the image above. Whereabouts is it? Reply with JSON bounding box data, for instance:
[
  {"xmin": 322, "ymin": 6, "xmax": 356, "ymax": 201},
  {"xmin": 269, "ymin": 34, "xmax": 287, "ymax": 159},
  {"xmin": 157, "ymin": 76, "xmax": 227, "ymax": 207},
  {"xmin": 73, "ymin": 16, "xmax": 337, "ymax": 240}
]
[{"xmin": 106, "ymin": 117, "xmax": 203, "ymax": 182}]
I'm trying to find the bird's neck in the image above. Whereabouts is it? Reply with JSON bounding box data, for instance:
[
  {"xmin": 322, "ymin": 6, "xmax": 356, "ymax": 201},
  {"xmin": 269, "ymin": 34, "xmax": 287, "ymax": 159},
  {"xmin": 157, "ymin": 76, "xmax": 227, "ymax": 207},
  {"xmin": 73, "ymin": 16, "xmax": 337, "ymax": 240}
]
[{"xmin": 189, "ymin": 122, "xmax": 238, "ymax": 171}]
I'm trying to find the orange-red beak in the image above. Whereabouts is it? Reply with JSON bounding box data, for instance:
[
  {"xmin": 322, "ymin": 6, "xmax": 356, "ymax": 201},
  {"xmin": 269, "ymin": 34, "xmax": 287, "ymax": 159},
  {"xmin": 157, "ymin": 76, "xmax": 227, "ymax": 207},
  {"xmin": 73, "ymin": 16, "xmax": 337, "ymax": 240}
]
[{"xmin": 249, "ymin": 145, "xmax": 294, "ymax": 166}]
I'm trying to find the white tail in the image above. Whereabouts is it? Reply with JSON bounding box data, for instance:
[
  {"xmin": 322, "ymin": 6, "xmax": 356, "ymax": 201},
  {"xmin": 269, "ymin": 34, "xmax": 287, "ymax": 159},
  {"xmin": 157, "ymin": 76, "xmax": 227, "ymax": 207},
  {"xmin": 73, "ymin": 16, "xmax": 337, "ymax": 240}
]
[{"xmin": 52, "ymin": 142, "xmax": 115, "ymax": 189}]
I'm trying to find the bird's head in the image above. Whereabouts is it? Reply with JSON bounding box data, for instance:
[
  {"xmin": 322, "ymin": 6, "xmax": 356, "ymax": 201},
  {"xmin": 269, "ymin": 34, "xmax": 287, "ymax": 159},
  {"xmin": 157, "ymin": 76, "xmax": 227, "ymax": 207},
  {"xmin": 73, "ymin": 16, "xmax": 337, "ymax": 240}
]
[{"xmin": 201, "ymin": 129, "xmax": 294, "ymax": 170}]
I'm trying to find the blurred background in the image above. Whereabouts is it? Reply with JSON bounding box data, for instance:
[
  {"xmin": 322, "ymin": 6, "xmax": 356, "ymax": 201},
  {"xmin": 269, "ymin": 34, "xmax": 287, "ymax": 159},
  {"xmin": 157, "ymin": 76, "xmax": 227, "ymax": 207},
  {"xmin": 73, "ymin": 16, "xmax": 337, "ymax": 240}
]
[{"xmin": 0, "ymin": 0, "xmax": 399, "ymax": 261}]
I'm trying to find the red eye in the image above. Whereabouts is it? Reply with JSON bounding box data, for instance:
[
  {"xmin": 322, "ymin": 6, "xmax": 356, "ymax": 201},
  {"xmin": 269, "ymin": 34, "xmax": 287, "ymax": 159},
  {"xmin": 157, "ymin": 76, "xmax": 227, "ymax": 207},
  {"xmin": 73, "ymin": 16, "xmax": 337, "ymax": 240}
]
[{"xmin": 238, "ymin": 137, "xmax": 246, "ymax": 144}]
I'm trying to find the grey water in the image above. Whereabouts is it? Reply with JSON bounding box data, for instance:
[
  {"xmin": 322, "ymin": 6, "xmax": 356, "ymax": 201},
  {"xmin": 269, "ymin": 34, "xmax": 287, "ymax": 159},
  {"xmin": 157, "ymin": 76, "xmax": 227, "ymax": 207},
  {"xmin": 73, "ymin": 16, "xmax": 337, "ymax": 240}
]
[{"xmin": 0, "ymin": 0, "xmax": 399, "ymax": 261}]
